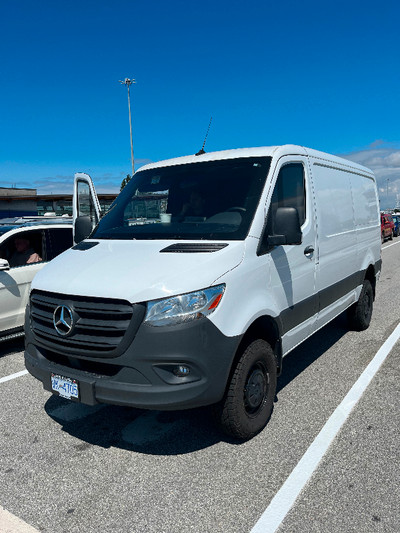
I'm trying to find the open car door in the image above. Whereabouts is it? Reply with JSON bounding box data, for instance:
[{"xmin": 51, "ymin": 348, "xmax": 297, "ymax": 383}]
[{"xmin": 73, "ymin": 173, "xmax": 101, "ymax": 244}]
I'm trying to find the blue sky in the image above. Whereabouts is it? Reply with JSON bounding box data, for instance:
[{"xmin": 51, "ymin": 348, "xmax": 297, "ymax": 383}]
[{"xmin": 1, "ymin": 0, "xmax": 400, "ymax": 208}]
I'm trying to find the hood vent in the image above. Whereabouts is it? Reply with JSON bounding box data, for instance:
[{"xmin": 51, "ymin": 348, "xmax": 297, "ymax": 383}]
[{"xmin": 160, "ymin": 243, "xmax": 228, "ymax": 253}]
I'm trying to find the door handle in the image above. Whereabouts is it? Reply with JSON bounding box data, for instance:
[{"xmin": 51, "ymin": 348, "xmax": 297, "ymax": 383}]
[{"xmin": 304, "ymin": 245, "xmax": 314, "ymax": 256}]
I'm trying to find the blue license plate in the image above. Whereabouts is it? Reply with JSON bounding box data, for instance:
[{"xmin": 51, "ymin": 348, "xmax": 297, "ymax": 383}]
[{"xmin": 51, "ymin": 374, "xmax": 79, "ymax": 400}]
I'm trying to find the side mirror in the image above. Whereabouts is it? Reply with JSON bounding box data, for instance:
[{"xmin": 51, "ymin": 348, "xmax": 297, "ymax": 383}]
[
  {"xmin": 74, "ymin": 215, "xmax": 93, "ymax": 244},
  {"xmin": 0, "ymin": 259, "xmax": 10, "ymax": 271},
  {"xmin": 268, "ymin": 207, "xmax": 302, "ymax": 246}
]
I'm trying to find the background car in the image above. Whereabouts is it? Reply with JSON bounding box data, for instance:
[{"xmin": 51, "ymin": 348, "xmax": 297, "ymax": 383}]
[
  {"xmin": 381, "ymin": 213, "xmax": 394, "ymax": 243},
  {"xmin": 391, "ymin": 213, "xmax": 400, "ymax": 237},
  {"xmin": 0, "ymin": 217, "xmax": 73, "ymax": 341}
]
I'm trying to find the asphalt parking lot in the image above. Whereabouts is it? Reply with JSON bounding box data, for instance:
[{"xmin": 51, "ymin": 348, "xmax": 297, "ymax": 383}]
[{"xmin": 0, "ymin": 241, "xmax": 399, "ymax": 533}]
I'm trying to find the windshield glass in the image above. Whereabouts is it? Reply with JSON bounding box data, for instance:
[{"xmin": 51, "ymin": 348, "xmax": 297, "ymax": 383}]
[{"xmin": 92, "ymin": 156, "xmax": 271, "ymax": 241}]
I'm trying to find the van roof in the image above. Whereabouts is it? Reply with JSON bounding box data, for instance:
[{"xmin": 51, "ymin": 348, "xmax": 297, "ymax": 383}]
[{"xmin": 138, "ymin": 144, "xmax": 374, "ymax": 177}]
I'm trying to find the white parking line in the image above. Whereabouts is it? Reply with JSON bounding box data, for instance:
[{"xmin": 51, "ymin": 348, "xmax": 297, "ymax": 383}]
[
  {"xmin": 382, "ymin": 239, "xmax": 400, "ymax": 250},
  {"xmin": 250, "ymin": 322, "xmax": 400, "ymax": 533},
  {"xmin": 0, "ymin": 505, "xmax": 40, "ymax": 533},
  {"xmin": 0, "ymin": 369, "xmax": 28, "ymax": 384}
]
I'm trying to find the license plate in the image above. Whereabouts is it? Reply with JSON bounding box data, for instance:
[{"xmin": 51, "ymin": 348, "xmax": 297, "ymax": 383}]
[{"xmin": 51, "ymin": 374, "xmax": 79, "ymax": 400}]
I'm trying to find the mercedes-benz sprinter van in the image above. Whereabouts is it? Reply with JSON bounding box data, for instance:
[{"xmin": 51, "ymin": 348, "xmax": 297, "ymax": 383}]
[{"xmin": 24, "ymin": 145, "xmax": 381, "ymax": 439}]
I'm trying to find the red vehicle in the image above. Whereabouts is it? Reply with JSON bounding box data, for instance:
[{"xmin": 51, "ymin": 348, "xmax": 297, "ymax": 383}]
[{"xmin": 381, "ymin": 213, "xmax": 394, "ymax": 242}]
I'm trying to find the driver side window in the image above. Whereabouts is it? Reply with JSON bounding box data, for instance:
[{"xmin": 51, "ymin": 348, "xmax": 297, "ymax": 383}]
[
  {"xmin": 269, "ymin": 163, "xmax": 306, "ymax": 227},
  {"xmin": 258, "ymin": 163, "xmax": 306, "ymax": 255}
]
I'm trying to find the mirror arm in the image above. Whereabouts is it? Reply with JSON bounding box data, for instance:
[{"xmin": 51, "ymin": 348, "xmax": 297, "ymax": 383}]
[{"xmin": 267, "ymin": 235, "xmax": 286, "ymax": 246}]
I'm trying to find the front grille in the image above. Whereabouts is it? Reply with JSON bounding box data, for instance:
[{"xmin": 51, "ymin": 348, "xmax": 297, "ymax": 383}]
[
  {"xmin": 39, "ymin": 346, "xmax": 121, "ymax": 377},
  {"xmin": 30, "ymin": 290, "xmax": 143, "ymax": 357}
]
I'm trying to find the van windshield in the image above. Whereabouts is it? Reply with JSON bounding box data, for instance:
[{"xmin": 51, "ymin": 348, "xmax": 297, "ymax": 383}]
[{"xmin": 91, "ymin": 156, "xmax": 271, "ymax": 240}]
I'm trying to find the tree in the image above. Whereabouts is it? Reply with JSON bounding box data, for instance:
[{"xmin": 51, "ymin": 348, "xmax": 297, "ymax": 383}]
[{"xmin": 120, "ymin": 174, "xmax": 132, "ymax": 191}]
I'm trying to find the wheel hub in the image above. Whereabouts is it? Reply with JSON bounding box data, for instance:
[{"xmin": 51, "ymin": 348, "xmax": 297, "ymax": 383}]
[{"xmin": 244, "ymin": 368, "xmax": 266, "ymax": 410}]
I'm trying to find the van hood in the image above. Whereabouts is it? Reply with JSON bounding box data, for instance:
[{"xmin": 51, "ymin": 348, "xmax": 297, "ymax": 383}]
[{"xmin": 32, "ymin": 240, "xmax": 245, "ymax": 303}]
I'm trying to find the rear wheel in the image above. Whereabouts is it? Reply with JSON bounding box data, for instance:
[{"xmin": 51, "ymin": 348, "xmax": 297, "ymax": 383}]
[
  {"xmin": 381, "ymin": 232, "xmax": 385, "ymax": 244},
  {"xmin": 214, "ymin": 339, "xmax": 277, "ymax": 440},
  {"xmin": 389, "ymin": 230, "xmax": 394, "ymax": 240},
  {"xmin": 348, "ymin": 279, "xmax": 373, "ymax": 331}
]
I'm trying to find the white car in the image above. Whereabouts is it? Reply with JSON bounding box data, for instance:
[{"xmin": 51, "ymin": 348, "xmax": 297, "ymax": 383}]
[{"xmin": 0, "ymin": 217, "xmax": 73, "ymax": 341}]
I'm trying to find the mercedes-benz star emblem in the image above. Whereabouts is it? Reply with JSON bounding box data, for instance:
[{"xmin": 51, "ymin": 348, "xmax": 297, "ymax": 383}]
[{"xmin": 53, "ymin": 305, "xmax": 74, "ymax": 336}]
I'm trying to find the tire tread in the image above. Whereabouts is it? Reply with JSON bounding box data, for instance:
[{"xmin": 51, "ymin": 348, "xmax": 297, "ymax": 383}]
[{"xmin": 215, "ymin": 339, "xmax": 277, "ymax": 440}]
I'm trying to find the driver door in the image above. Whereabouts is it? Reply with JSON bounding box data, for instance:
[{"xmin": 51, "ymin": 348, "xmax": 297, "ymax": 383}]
[{"xmin": 265, "ymin": 156, "xmax": 318, "ymax": 354}]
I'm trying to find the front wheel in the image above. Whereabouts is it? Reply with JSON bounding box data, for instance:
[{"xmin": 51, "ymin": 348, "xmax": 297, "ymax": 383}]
[
  {"xmin": 347, "ymin": 279, "xmax": 373, "ymax": 331},
  {"xmin": 214, "ymin": 339, "xmax": 277, "ymax": 440},
  {"xmin": 389, "ymin": 230, "xmax": 394, "ymax": 241}
]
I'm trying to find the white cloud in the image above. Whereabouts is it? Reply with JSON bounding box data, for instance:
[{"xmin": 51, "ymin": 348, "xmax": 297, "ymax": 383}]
[{"xmin": 339, "ymin": 141, "xmax": 400, "ymax": 210}]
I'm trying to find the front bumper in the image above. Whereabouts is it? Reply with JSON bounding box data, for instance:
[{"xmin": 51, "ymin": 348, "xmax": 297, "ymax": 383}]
[{"xmin": 25, "ymin": 313, "xmax": 242, "ymax": 410}]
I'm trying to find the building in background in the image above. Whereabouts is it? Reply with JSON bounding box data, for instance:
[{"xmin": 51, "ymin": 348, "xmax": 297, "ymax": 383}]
[
  {"xmin": 0, "ymin": 187, "xmax": 37, "ymax": 217},
  {"xmin": 0, "ymin": 188, "xmax": 117, "ymax": 218}
]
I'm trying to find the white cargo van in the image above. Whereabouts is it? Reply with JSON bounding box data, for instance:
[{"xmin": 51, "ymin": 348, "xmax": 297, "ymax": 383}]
[{"xmin": 24, "ymin": 145, "xmax": 381, "ymax": 439}]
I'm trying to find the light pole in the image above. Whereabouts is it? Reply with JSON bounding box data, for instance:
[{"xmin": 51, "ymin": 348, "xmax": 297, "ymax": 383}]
[
  {"xmin": 387, "ymin": 178, "xmax": 390, "ymax": 208},
  {"xmin": 119, "ymin": 78, "xmax": 136, "ymax": 177}
]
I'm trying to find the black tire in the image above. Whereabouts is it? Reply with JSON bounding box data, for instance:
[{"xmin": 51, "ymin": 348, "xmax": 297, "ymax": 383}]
[
  {"xmin": 389, "ymin": 230, "xmax": 394, "ymax": 241},
  {"xmin": 347, "ymin": 279, "xmax": 373, "ymax": 331},
  {"xmin": 214, "ymin": 339, "xmax": 277, "ymax": 440},
  {"xmin": 381, "ymin": 232, "xmax": 385, "ymax": 244}
]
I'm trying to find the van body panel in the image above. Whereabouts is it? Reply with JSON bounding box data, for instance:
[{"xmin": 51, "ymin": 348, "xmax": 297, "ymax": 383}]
[
  {"xmin": 31, "ymin": 239, "xmax": 245, "ymax": 303},
  {"xmin": 208, "ymin": 238, "xmax": 280, "ymax": 337},
  {"xmin": 312, "ymin": 161, "xmax": 359, "ymax": 289},
  {"xmin": 307, "ymin": 156, "xmax": 380, "ymax": 334}
]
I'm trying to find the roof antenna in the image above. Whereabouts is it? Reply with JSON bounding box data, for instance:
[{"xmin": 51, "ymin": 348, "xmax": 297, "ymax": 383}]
[{"xmin": 195, "ymin": 116, "xmax": 213, "ymax": 156}]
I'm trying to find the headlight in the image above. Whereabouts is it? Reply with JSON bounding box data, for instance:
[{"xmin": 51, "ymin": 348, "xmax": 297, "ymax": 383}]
[{"xmin": 144, "ymin": 284, "xmax": 225, "ymax": 327}]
